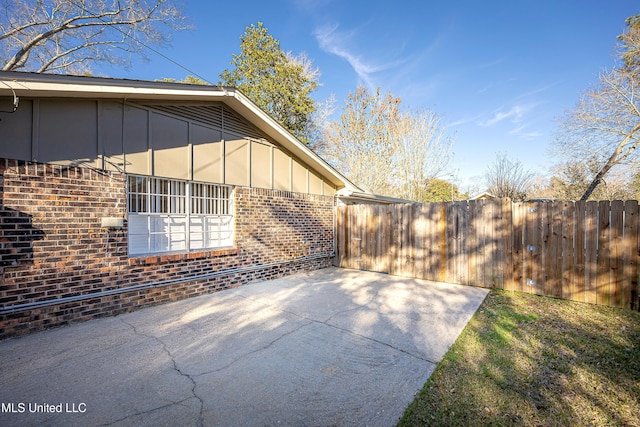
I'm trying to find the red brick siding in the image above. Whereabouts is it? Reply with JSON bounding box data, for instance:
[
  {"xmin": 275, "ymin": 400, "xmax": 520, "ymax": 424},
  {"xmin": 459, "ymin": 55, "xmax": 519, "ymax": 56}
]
[{"xmin": 0, "ymin": 159, "xmax": 334, "ymax": 339}]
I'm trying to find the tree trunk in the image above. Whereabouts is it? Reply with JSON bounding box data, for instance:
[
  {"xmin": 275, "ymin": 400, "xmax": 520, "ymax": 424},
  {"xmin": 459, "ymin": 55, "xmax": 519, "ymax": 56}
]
[{"xmin": 580, "ymin": 124, "xmax": 640, "ymax": 200}]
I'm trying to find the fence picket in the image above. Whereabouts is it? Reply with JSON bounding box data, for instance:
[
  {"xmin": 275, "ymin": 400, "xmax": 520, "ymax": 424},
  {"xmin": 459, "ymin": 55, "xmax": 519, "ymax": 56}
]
[
  {"xmin": 597, "ymin": 201, "xmax": 611, "ymax": 306},
  {"xmin": 468, "ymin": 200, "xmax": 479, "ymax": 286},
  {"xmin": 562, "ymin": 202, "xmax": 575, "ymax": 300},
  {"xmin": 502, "ymin": 198, "xmax": 514, "ymax": 291},
  {"xmin": 573, "ymin": 201, "xmax": 586, "ymax": 303},
  {"xmin": 438, "ymin": 203, "xmax": 447, "ymax": 282},
  {"xmin": 493, "ymin": 199, "xmax": 505, "ymax": 289},
  {"xmin": 482, "ymin": 199, "xmax": 494, "ymax": 288},
  {"xmin": 547, "ymin": 202, "xmax": 563, "ymax": 298},
  {"xmin": 610, "ymin": 201, "xmax": 624, "ymax": 307},
  {"xmin": 458, "ymin": 201, "xmax": 470, "ymax": 286},
  {"xmin": 585, "ymin": 201, "xmax": 598, "ymax": 304},
  {"xmin": 540, "ymin": 202, "xmax": 551, "ymax": 296},
  {"xmin": 426, "ymin": 203, "xmax": 438, "ymax": 280},
  {"xmin": 513, "ymin": 202, "xmax": 525, "ymax": 292},
  {"xmin": 622, "ymin": 200, "xmax": 638, "ymax": 310}
]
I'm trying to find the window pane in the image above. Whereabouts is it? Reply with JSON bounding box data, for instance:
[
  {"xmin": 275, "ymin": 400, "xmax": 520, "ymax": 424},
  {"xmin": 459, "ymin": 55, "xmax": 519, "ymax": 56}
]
[{"xmin": 128, "ymin": 214, "xmax": 150, "ymax": 255}]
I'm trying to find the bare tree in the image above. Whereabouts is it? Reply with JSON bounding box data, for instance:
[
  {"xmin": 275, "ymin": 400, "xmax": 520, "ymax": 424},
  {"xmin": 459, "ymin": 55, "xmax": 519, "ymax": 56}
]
[
  {"xmin": 321, "ymin": 85, "xmax": 401, "ymax": 195},
  {"xmin": 306, "ymin": 94, "xmax": 336, "ymax": 152},
  {"xmin": 484, "ymin": 153, "xmax": 534, "ymax": 202},
  {"xmin": 553, "ymin": 15, "xmax": 640, "ymax": 201},
  {"xmin": 321, "ymin": 85, "xmax": 453, "ymax": 200},
  {"xmin": 394, "ymin": 110, "xmax": 453, "ymax": 201},
  {"xmin": 554, "ymin": 68, "xmax": 640, "ymax": 200},
  {"xmin": 0, "ymin": 0, "xmax": 190, "ymax": 74},
  {"xmin": 544, "ymin": 157, "xmax": 633, "ymax": 201}
]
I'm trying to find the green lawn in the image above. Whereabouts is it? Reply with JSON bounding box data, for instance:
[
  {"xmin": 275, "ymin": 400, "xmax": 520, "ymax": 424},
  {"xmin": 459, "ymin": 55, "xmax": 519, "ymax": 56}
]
[{"xmin": 398, "ymin": 290, "xmax": 640, "ymax": 427}]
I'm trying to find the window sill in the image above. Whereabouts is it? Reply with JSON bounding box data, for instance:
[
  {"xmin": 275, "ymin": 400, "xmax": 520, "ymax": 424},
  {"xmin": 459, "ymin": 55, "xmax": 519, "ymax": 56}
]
[{"xmin": 128, "ymin": 247, "xmax": 238, "ymax": 266}]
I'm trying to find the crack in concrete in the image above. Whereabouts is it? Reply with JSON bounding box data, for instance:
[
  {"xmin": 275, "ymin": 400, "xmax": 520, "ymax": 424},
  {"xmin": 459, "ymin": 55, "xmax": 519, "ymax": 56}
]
[
  {"xmin": 116, "ymin": 318, "xmax": 205, "ymax": 427},
  {"xmin": 235, "ymin": 286, "xmax": 436, "ymax": 364},
  {"xmin": 192, "ymin": 320, "xmax": 314, "ymax": 378},
  {"xmin": 318, "ymin": 319, "xmax": 436, "ymax": 364},
  {"xmin": 97, "ymin": 396, "xmax": 197, "ymax": 427}
]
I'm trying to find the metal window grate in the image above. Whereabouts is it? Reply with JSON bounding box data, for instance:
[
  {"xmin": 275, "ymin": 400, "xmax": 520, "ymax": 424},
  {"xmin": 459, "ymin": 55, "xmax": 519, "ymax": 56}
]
[{"xmin": 127, "ymin": 175, "xmax": 234, "ymax": 255}]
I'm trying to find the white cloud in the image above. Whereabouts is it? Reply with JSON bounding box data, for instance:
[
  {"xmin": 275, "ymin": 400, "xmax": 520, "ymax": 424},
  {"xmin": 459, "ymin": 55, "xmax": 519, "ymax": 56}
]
[
  {"xmin": 476, "ymin": 103, "xmax": 544, "ymax": 140},
  {"xmin": 313, "ymin": 23, "xmax": 397, "ymax": 88},
  {"xmin": 481, "ymin": 105, "xmax": 527, "ymax": 127}
]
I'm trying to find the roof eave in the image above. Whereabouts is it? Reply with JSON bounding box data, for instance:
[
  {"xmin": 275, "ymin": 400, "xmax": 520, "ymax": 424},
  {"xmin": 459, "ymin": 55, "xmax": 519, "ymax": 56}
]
[{"xmin": 336, "ymin": 189, "xmax": 411, "ymax": 205}]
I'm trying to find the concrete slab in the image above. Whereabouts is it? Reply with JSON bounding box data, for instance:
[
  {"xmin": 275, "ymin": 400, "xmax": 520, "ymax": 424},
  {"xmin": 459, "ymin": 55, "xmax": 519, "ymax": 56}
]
[{"xmin": 0, "ymin": 267, "xmax": 488, "ymax": 427}]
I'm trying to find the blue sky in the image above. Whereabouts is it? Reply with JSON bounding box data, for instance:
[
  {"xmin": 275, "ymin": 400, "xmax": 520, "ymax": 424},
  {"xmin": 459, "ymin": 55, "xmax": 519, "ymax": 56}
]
[{"xmin": 108, "ymin": 0, "xmax": 639, "ymax": 192}]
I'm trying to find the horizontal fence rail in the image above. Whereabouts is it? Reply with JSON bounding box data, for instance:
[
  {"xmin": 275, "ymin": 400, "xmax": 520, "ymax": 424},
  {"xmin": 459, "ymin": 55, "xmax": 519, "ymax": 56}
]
[{"xmin": 335, "ymin": 199, "xmax": 640, "ymax": 310}]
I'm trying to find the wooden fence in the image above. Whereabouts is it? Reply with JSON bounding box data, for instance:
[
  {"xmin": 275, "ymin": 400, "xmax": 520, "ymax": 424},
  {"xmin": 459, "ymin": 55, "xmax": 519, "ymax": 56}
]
[{"xmin": 335, "ymin": 199, "xmax": 640, "ymax": 310}]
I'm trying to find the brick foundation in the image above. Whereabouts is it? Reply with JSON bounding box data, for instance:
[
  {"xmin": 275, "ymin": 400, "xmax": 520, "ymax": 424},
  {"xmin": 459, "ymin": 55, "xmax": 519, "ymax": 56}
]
[{"xmin": 0, "ymin": 159, "xmax": 334, "ymax": 339}]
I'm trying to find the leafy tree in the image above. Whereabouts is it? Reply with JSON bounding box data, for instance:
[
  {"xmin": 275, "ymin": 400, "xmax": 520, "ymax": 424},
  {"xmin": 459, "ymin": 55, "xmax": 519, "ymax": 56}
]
[
  {"xmin": 484, "ymin": 153, "xmax": 534, "ymax": 202},
  {"xmin": 554, "ymin": 14, "xmax": 640, "ymax": 201},
  {"xmin": 619, "ymin": 14, "xmax": 640, "ymax": 78},
  {"xmin": 321, "ymin": 84, "xmax": 453, "ymax": 200},
  {"xmin": 422, "ymin": 179, "xmax": 466, "ymax": 202},
  {"xmin": 0, "ymin": 0, "xmax": 190, "ymax": 74},
  {"xmin": 219, "ymin": 22, "xmax": 318, "ymax": 142}
]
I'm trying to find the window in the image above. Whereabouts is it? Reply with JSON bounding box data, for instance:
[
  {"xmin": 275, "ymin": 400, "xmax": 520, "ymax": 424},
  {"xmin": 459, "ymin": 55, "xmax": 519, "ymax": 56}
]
[{"xmin": 127, "ymin": 175, "xmax": 233, "ymax": 256}]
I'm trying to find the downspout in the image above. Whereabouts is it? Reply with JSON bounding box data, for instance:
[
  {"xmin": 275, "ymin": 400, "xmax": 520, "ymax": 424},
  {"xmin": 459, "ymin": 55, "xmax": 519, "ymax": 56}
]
[{"xmin": 333, "ymin": 192, "xmax": 338, "ymax": 265}]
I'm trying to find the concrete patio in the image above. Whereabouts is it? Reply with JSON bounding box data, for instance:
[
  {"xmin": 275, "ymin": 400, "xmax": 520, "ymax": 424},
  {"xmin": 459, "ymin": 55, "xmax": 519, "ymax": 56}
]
[{"xmin": 0, "ymin": 267, "xmax": 488, "ymax": 427}]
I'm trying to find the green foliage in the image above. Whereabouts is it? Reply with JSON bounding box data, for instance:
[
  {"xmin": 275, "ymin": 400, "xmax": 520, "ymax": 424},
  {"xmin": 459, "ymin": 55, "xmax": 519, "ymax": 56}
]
[
  {"xmin": 422, "ymin": 179, "xmax": 467, "ymax": 202},
  {"xmin": 619, "ymin": 14, "xmax": 640, "ymax": 77},
  {"xmin": 219, "ymin": 22, "xmax": 318, "ymax": 142}
]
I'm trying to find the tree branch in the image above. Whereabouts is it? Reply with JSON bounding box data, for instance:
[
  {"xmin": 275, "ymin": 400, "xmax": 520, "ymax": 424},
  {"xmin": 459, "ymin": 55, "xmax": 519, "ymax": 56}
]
[{"xmin": 2, "ymin": 0, "xmax": 185, "ymax": 73}]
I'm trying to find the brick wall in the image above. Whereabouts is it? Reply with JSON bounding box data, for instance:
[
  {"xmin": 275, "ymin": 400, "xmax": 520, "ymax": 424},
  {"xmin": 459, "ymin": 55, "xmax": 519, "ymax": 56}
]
[{"xmin": 0, "ymin": 159, "xmax": 335, "ymax": 339}]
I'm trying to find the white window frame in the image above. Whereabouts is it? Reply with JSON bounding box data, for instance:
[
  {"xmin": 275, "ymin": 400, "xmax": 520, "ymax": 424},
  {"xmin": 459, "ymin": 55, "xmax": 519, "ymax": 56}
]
[{"xmin": 127, "ymin": 175, "xmax": 234, "ymax": 256}]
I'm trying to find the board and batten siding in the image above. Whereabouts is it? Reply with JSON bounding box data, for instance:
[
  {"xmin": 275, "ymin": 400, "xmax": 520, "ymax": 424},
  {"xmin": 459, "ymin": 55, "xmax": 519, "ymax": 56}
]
[{"xmin": 0, "ymin": 97, "xmax": 335, "ymax": 196}]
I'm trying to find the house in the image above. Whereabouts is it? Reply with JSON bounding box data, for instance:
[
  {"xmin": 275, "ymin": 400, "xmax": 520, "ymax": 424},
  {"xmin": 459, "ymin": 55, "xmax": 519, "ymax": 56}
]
[{"xmin": 0, "ymin": 71, "xmax": 400, "ymax": 338}]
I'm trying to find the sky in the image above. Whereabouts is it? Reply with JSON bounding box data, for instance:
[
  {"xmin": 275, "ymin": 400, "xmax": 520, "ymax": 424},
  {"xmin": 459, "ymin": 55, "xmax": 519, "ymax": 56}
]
[{"xmin": 106, "ymin": 0, "xmax": 640, "ymax": 193}]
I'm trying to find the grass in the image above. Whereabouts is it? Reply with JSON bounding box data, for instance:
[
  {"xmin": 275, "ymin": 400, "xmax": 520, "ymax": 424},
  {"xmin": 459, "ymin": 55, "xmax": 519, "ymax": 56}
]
[{"xmin": 398, "ymin": 290, "xmax": 640, "ymax": 427}]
